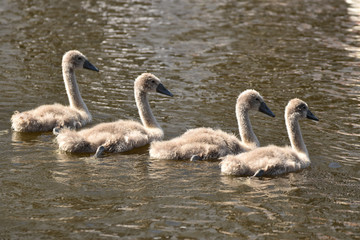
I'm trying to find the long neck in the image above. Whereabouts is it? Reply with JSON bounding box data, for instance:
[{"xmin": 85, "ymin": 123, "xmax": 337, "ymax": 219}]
[
  {"xmin": 63, "ymin": 68, "xmax": 90, "ymax": 115},
  {"xmin": 286, "ymin": 114, "xmax": 308, "ymax": 156},
  {"xmin": 236, "ymin": 106, "xmax": 260, "ymax": 148},
  {"xmin": 135, "ymin": 89, "xmax": 161, "ymax": 129}
]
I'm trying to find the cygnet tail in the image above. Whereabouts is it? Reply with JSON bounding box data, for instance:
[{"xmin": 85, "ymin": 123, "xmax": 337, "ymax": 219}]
[
  {"xmin": 11, "ymin": 111, "xmax": 54, "ymax": 132},
  {"xmin": 149, "ymin": 140, "xmax": 180, "ymax": 159},
  {"xmin": 56, "ymin": 129, "xmax": 93, "ymax": 153},
  {"xmin": 11, "ymin": 111, "xmax": 29, "ymax": 132},
  {"xmin": 219, "ymin": 155, "xmax": 252, "ymax": 176}
]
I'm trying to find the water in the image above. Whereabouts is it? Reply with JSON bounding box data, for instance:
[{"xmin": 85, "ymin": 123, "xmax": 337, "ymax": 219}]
[{"xmin": 0, "ymin": 0, "xmax": 359, "ymax": 239}]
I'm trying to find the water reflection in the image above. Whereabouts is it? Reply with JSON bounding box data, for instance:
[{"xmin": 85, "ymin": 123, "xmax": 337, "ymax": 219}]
[
  {"xmin": 0, "ymin": 0, "xmax": 359, "ymax": 239},
  {"xmin": 345, "ymin": 0, "xmax": 360, "ymax": 58}
]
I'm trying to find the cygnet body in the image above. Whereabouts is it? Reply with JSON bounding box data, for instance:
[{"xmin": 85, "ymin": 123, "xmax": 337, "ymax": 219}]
[
  {"xmin": 55, "ymin": 73, "xmax": 173, "ymax": 156},
  {"xmin": 11, "ymin": 50, "xmax": 98, "ymax": 132},
  {"xmin": 220, "ymin": 98, "xmax": 319, "ymax": 177},
  {"xmin": 149, "ymin": 89, "xmax": 275, "ymax": 160}
]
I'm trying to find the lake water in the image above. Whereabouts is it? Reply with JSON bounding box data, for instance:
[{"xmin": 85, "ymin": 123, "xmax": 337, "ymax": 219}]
[{"xmin": 0, "ymin": 0, "xmax": 359, "ymax": 239}]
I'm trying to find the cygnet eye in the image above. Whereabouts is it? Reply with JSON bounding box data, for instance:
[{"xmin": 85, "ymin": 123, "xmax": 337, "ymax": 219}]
[
  {"xmin": 77, "ymin": 57, "xmax": 82, "ymax": 61},
  {"xmin": 298, "ymin": 104, "xmax": 306, "ymax": 111},
  {"xmin": 255, "ymin": 97, "xmax": 260, "ymax": 101},
  {"xmin": 151, "ymin": 80, "xmax": 155, "ymax": 83}
]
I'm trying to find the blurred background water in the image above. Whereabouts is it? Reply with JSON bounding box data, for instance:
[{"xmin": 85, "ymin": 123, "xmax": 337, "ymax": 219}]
[{"xmin": 0, "ymin": 0, "xmax": 359, "ymax": 239}]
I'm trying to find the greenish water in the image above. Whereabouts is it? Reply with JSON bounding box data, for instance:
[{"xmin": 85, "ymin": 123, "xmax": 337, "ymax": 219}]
[{"xmin": 0, "ymin": 0, "xmax": 359, "ymax": 239}]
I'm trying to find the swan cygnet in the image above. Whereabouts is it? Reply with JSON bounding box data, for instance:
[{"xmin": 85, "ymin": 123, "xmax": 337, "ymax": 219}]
[
  {"xmin": 220, "ymin": 98, "xmax": 319, "ymax": 177},
  {"xmin": 55, "ymin": 73, "xmax": 173, "ymax": 157},
  {"xmin": 11, "ymin": 50, "xmax": 99, "ymax": 132},
  {"xmin": 149, "ymin": 89, "xmax": 275, "ymax": 161}
]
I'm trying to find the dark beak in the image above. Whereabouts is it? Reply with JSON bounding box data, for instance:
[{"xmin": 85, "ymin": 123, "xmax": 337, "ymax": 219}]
[
  {"xmin": 259, "ymin": 101, "xmax": 275, "ymax": 117},
  {"xmin": 306, "ymin": 109, "xmax": 319, "ymax": 121},
  {"xmin": 83, "ymin": 60, "xmax": 99, "ymax": 72},
  {"xmin": 156, "ymin": 83, "xmax": 173, "ymax": 97}
]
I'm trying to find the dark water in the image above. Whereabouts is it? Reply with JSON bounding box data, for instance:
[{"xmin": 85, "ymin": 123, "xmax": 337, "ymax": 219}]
[{"xmin": 1, "ymin": 0, "xmax": 359, "ymax": 239}]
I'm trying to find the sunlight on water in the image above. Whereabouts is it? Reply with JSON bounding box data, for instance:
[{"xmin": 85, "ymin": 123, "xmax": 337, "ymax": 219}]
[{"xmin": 0, "ymin": 0, "xmax": 359, "ymax": 239}]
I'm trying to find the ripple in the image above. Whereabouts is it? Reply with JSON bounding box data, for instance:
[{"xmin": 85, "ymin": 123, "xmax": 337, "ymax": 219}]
[{"xmin": 0, "ymin": 0, "xmax": 359, "ymax": 239}]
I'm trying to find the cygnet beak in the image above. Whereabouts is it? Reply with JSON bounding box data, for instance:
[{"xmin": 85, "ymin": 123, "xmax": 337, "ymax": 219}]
[
  {"xmin": 306, "ymin": 109, "xmax": 319, "ymax": 121},
  {"xmin": 83, "ymin": 60, "xmax": 99, "ymax": 72},
  {"xmin": 259, "ymin": 102, "xmax": 275, "ymax": 117},
  {"xmin": 156, "ymin": 83, "xmax": 173, "ymax": 97}
]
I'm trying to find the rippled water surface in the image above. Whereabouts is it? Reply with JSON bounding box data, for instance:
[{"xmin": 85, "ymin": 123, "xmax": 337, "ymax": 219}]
[{"xmin": 0, "ymin": 0, "xmax": 359, "ymax": 239}]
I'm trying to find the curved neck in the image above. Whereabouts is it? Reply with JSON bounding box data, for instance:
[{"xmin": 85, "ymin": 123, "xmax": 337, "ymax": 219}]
[
  {"xmin": 135, "ymin": 89, "xmax": 161, "ymax": 129},
  {"xmin": 236, "ymin": 106, "xmax": 260, "ymax": 148},
  {"xmin": 286, "ymin": 114, "xmax": 308, "ymax": 156},
  {"xmin": 62, "ymin": 68, "xmax": 90, "ymax": 115}
]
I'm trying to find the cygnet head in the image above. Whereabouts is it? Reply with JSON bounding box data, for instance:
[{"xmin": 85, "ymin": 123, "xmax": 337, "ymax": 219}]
[
  {"xmin": 237, "ymin": 89, "xmax": 275, "ymax": 117},
  {"xmin": 135, "ymin": 73, "xmax": 173, "ymax": 97},
  {"xmin": 285, "ymin": 98, "xmax": 319, "ymax": 121},
  {"xmin": 62, "ymin": 50, "xmax": 99, "ymax": 72}
]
